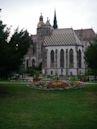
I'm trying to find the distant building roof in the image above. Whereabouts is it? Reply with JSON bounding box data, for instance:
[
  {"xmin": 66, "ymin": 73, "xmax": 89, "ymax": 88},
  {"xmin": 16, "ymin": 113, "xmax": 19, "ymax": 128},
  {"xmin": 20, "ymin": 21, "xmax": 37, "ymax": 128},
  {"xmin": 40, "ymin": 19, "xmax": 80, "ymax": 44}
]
[
  {"xmin": 75, "ymin": 28, "xmax": 96, "ymax": 41},
  {"xmin": 44, "ymin": 28, "xmax": 82, "ymax": 46}
]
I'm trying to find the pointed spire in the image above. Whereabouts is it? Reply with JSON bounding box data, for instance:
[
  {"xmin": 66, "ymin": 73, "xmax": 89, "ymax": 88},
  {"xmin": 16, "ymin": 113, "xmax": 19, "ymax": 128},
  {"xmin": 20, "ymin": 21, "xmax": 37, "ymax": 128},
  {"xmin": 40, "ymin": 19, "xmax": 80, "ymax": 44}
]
[
  {"xmin": 53, "ymin": 10, "xmax": 58, "ymax": 29},
  {"xmin": 0, "ymin": 8, "xmax": 2, "ymax": 12}
]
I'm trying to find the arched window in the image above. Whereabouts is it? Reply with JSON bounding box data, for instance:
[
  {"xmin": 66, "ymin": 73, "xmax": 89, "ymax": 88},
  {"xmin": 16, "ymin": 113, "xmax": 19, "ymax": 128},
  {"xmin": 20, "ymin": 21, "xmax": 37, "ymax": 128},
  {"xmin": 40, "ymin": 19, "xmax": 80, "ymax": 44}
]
[
  {"xmin": 60, "ymin": 49, "xmax": 64, "ymax": 68},
  {"xmin": 66, "ymin": 49, "xmax": 68, "ymax": 67},
  {"xmin": 55, "ymin": 49, "xmax": 58, "ymax": 59},
  {"xmin": 69, "ymin": 49, "xmax": 74, "ymax": 68},
  {"xmin": 32, "ymin": 59, "xmax": 35, "ymax": 67},
  {"xmin": 32, "ymin": 43, "xmax": 36, "ymax": 55},
  {"xmin": 55, "ymin": 49, "xmax": 58, "ymax": 68},
  {"xmin": 50, "ymin": 50, "xmax": 54, "ymax": 67},
  {"xmin": 78, "ymin": 49, "xmax": 82, "ymax": 68},
  {"xmin": 26, "ymin": 59, "xmax": 29, "ymax": 69},
  {"xmin": 51, "ymin": 71, "xmax": 53, "ymax": 75}
]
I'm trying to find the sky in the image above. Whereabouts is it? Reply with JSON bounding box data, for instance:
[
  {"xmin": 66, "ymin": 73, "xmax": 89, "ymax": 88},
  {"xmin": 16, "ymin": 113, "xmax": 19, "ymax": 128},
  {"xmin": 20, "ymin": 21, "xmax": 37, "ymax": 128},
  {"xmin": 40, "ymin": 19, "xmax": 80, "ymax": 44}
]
[{"xmin": 0, "ymin": 0, "xmax": 97, "ymax": 34}]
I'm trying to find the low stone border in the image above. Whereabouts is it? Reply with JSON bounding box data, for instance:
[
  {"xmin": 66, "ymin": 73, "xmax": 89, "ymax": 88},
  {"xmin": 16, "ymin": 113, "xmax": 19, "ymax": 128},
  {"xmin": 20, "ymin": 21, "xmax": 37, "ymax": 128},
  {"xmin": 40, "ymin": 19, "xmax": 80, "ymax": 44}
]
[{"xmin": 28, "ymin": 80, "xmax": 85, "ymax": 90}]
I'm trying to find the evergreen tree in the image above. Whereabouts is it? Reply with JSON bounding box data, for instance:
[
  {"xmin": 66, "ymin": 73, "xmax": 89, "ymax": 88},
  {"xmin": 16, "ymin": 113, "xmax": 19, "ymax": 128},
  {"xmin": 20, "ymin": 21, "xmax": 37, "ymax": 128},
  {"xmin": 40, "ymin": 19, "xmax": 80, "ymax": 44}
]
[
  {"xmin": 0, "ymin": 20, "xmax": 32, "ymax": 78},
  {"xmin": 0, "ymin": 20, "xmax": 10, "ymax": 78},
  {"xmin": 84, "ymin": 38, "xmax": 97, "ymax": 76}
]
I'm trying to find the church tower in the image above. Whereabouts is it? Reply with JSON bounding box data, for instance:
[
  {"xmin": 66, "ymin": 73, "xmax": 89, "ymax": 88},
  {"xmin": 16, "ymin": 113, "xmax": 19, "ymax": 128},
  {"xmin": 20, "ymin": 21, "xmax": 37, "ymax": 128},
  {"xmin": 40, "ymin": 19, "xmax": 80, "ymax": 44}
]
[
  {"xmin": 36, "ymin": 13, "xmax": 53, "ymax": 68},
  {"xmin": 37, "ymin": 13, "xmax": 45, "ymax": 36},
  {"xmin": 53, "ymin": 10, "xmax": 58, "ymax": 29}
]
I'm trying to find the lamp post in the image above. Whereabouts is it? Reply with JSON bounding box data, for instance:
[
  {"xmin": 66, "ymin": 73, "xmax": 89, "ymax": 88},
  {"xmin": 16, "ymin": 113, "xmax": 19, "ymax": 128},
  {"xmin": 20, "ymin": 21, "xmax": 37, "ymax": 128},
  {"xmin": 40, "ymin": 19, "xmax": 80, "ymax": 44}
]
[{"xmin": 16, "ymin": 44, "xmax": 18, "ymax": 50}]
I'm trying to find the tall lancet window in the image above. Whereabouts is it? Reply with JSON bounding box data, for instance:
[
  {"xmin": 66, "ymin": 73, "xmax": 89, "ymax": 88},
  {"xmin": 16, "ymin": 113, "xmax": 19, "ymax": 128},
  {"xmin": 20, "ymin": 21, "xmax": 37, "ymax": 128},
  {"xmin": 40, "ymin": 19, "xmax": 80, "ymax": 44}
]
[
  {"xmin": 26, "ymin": 59, "xmax": 29, "ymax": 69},
  {"xmin": 78, "ymin": 49, "xmax": 82, "ymax": 68},
  {"xmin": 55, "ymin": 49, "xmax": 58, "ymax": 68},
  {"xmin": 32, "ymin": 59, "xmax": 35, "ymax": 67},
  {"xmin": 60, "ymin": 49, "xmax": 64, "ymax": 68},
  {"xmin": 66, "ymin": 49, "xmax": 68, "ymax": 68},
  {"xmin": 69, "ymin": 49, "xmax": 74, "ymax": 68},
  {"xmin": 50, "ymin": 50, "xmax": 54, "ymax": 68}
]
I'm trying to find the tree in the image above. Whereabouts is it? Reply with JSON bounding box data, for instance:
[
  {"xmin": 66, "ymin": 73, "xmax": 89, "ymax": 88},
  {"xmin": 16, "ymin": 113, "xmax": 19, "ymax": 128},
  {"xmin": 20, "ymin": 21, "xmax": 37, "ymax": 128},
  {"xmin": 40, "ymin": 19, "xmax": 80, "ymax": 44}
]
[
  {"xmin": 0, "ymin": 20, "xmax": 10, "ymax": 78},
  {"xmin": 0, "ymin": 20, "xmax": 32, "ymax": 78},
  {"xmin": 84, "ymin": 38, "xmax": 97, "ymax": 76}
]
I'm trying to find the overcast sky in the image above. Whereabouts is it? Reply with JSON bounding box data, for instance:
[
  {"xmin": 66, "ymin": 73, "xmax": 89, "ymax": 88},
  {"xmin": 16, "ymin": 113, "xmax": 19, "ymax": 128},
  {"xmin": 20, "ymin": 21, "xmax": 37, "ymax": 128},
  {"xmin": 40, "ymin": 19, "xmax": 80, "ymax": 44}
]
[{"xmin": 0, "ymin": 0, "xmax": 97, "ymax": 34}]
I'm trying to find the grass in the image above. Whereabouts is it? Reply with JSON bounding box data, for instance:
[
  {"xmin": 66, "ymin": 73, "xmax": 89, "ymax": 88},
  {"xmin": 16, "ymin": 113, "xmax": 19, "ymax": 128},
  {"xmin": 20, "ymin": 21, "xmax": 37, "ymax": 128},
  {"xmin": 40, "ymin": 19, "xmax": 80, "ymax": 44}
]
[{"xmin": 0, "ymin": 82, "xmax": 97, "ymax": 129}]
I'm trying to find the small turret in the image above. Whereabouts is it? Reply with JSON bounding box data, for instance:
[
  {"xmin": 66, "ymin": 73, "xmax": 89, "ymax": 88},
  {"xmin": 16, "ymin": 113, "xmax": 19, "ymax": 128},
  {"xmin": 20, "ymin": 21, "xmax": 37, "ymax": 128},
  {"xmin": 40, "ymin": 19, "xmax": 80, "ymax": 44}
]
[
  {"xmin": 46, "ymin": 17, "xmax": 51, "ymax": 27},
  {"xmin": 45, "ymin": 17, "xmax": 53, "ymax": 36}
]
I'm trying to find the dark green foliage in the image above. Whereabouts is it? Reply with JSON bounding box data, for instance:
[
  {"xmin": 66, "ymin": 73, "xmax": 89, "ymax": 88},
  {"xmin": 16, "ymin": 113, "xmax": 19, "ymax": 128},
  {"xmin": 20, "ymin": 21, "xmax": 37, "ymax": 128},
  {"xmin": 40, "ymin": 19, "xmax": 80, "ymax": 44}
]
[
  {"xmin": 84, "ymin": 38, "xmax": 97, "ymax": 76},
  {"xmin": 0, "ymin": 20, "xmax": 10, "ymax": 78},
  {"xmin": 26, "ymin": 63, "xmax": 42, "ymax": 77},
  {"xmin": 0, "ymin": 20, "xmax": 32, "ymax": 78}
]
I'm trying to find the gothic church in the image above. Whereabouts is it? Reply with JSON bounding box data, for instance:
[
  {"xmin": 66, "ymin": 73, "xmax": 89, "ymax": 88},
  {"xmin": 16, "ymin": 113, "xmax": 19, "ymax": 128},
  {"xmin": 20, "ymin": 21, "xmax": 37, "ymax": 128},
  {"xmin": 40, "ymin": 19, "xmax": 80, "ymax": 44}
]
[{"xmin": 24, "ymin": 11, "xmax": 96, "ymax": 76}]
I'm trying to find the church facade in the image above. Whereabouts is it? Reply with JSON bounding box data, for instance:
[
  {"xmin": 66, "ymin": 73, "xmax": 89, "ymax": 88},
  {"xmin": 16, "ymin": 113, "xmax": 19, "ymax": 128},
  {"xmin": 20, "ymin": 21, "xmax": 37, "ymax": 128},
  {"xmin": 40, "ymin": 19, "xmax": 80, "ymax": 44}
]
[{"xmin": 24, "ymin": 12, "xmax": 96, "ymax": 76}]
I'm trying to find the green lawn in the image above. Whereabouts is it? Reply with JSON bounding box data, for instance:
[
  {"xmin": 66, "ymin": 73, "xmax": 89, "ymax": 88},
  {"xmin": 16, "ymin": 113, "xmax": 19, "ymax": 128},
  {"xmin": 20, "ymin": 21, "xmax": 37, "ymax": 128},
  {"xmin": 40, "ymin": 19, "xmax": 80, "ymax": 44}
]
[{"xmin": 0, "ymin": 83, "xmax": 97, "ymax": 129}]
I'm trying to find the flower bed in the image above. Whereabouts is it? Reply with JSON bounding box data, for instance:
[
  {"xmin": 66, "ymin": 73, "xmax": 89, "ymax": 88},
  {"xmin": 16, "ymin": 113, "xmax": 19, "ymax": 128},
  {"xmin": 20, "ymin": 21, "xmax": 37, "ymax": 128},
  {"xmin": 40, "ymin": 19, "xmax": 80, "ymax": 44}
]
[
  {"xmin": 31, "ymin": 79, "xmax": 84, "ymax": 90},
  {"xmin": 47, "ymin": 80, "xmax": 69, "ymax": 89}
]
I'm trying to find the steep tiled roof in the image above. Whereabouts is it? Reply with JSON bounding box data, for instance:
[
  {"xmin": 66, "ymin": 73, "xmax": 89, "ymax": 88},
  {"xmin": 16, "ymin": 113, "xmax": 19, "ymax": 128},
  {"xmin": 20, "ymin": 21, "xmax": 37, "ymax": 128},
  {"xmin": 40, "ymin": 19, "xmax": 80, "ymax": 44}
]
[
  {"xmin": 44, "ymin": 28, "xmax": 82, "ymax": 46},
  {"xmin": 75, "ymin": 28, "xmax": 96, "ymax": 41}
]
